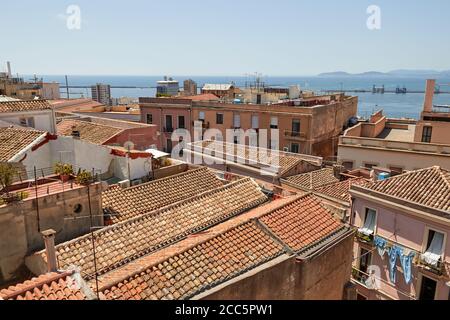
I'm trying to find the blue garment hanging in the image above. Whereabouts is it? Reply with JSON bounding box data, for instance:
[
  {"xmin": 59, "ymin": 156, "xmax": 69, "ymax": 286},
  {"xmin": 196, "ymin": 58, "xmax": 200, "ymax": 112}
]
[
  {"xmin": 399, "ymin": 251, "xmax": 416, "ymax": 284},
  {"xmin": 374, "ymin": 236, "xmax": 388, "ymax": 258},
  {"xmin": 388, "ymin": 245, "xmax": 402, "ymax": 283}
]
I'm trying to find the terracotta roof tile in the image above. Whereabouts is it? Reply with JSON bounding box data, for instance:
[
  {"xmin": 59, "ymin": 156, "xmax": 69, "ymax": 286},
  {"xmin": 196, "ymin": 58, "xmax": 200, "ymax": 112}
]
[
  {"xmin": 190, "ymin": 140, "xmax": 322, "ymax": 176},
  {"xmin": 0, "ymin": 127, "xmax": 45, "ymax": 161},
  {"xmin": 101, "ymin": 220, "xmax": 284, "ymax": 300},
  {"xmin": 314, "ymin": 177, "xmax": 368, "ymax": 203},
  {"xmin": 259, "ymin": 195, "xmax": 343, "ymax": 252},
  {"xmin": 34, "ymin": 178, "xmax": 267, "ymax": 280},
  {"xmin": 0, "ymin": 100, "xmax": 52, "ymax": 113},
  {"xmin": 57, "ymin": 119, "xmax": 123, "ymax": 144},
  {"xmin": 0, "ymin": 272, "xmax": 86, "ymax": 300},
  {"xmin": 103, "ymin": 168, "xmax": 224, "ymax": 223},
  {"xmin": 354, "ymin": 166, "xmax": 450, "ymax": 212},
  {"xmin": 283, "ymin": 167, "xmax": 339, "ymax": 190}
]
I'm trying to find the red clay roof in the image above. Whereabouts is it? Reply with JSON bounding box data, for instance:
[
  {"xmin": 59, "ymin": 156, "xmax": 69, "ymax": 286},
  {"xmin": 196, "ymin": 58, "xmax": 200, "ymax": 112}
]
[
  {"xmin": 0, "ymin": 100, "xmax": 52, "ymax": 113},
  {"xmin": 314, "ymin": 177, "xmax": 368, "ymax": 203},
  {"xmin": 34, "ymin": 178, "xmax": 268, "ymax": 280},
  {"xmin": 0, "ymin": 127, "xmax": 45, "ymax": 161},
  {"xmin": 103, "ymin": 168, "xmax": 224, "ymax": 223},
  {"xmin": 259, "ymin": 194, "xmax": 343, "ymax": 252},
  {"xmin": 352, "ymin": 166, "xmax": 450, "ymax": 212},
  {"xmin": 180, "ymin": 93, "xmax": 220, "ymax": 101},
  {"xmin": 282, "ymin": 167, "xmax": 340, "ymax": 190},
  {"xmin": 57, "ymin": 119, "xmax": 123, "ymax": 144},
  {"xmin": 0, "ymin": 271, "xmax": 86, "ymax": 300}
]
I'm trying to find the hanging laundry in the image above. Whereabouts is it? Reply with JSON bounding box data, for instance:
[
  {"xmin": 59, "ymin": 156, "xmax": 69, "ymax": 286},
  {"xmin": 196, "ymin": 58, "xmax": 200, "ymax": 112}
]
[
  {"xmin": 374, "ymin": 236, "xmax": 388, "ymax": 259},
  {"xmin": 399, "ymin": 251, "xmax": 416, "ymax": 285},
  {"xmin": 387, "ymin": 245, "xmax": 402, "ymax": 283}
]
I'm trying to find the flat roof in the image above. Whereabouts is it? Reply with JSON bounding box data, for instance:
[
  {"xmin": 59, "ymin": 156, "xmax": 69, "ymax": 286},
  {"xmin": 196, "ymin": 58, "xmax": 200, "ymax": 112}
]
[{"xmin": 376, "ymin": 125, "xmax": 416, "ymax": 142}]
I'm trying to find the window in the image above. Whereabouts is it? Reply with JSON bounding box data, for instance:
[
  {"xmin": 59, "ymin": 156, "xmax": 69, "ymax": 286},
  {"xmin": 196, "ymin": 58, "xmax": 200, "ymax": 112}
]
[
  {"xmin": 178, "ymin": 116, "xmax": 185, "ymax": 129},
  {"xmin": 251, "ymin": 115, "xmax": 259, "ymax": 129},
  {"xmin": 359, "ymin": 208, "xmax": 377, "ymax": 236},
  {"xmin": 270, "ymin": 117, "xmax": 278, "ymax": 129},
  {"xmin": 292, "ymin": 119, "xmax": 300, "ymax": 135},
  {"xmin": 216, "ymin": 113, "xmax": 224, "ymax": 125},
  {"xmin": 166, "ymin": 139, "xmax": 173, "ymax": 153},
  {"xmin": 389, "ymin": 166, "xmax": 403, "ymax": 175},
  {"xmin": 165, "ymin": 115, "xmax": 173, "ymax": 131},
  {"xmin": 364, "ymin": 163, "xmax": 377, "ymax": 170},
  {"xmin": 419, "ymin": 275, "xmax": 437, "ymax": 300},
  {"xmin": 233, "ymin": 113, "xmax": 241, "ymax": 128},
  {"xmin": 290, "ymin": 143, "xmax": 299, "ymax": 153},
  {"xmin": 342, "ymin": 161, "xmax": 354, "ymax": 170},
  {"xmin": 199, "ymin": 111, "xmax": 205, "ymax": 122},
  {"xmin": 146, "ymin": 114, "xmax": 153, "ymax": 124},
  {"xmin": 256, "ymin": 94, "xmax": 262, "ymax": 104},
  {"xmin": 422, "ymin": 126, "xmax": 432, "ymax": 143},
  {"xmin": 421, "ymin": 229, "xmax": 445, "ymax": 267},
  {"xmin": 19, "ymin": 117, "xmax": 34, "ymax": 128}
]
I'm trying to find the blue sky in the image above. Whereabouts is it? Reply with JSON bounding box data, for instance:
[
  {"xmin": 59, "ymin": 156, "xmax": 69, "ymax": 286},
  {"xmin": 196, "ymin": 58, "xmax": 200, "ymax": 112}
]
[{"xmin": 1, "ymin": 0, "xmax": 449, "ymax": 76}]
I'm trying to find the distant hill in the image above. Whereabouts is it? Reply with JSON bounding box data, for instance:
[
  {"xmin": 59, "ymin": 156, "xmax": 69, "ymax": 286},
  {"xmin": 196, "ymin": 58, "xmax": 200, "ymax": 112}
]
[{"xmin": 318, "ymin": 69, "xmax": 450, "ymax": 78}]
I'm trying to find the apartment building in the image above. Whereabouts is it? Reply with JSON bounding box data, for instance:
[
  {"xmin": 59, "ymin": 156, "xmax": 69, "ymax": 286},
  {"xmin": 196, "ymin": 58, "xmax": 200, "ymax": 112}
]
[
  {"xmin": 350, "ymin": 166, "xmax": 450, "ymax": 300},
  {"xmin": 91, "ymin": 83, "xmax": 112, "ymax": 106},
  {"xmin": 338, "ymin": 80, "xmax": 450, "ymax": 172},
  {"xmin": 139, "ymin": 93, "xmax": 358, "ymax": 158}
]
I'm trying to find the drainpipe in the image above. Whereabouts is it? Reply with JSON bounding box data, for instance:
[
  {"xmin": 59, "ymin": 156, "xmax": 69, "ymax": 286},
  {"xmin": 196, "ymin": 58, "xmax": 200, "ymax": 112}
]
[{"xmin": 41, "ymin": 229, "xmax": 58, "ymax": 272}]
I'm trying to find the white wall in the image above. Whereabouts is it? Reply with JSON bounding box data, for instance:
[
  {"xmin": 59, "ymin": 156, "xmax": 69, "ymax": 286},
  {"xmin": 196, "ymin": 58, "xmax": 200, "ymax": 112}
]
[{"xmin": 0, "ymin": 111, "xmax": 55, "ymax": 133}]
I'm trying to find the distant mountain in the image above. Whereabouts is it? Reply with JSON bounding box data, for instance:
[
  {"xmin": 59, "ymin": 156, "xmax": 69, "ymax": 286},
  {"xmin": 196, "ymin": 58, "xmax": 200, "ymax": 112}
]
[{"xmin": 318, "ymin": 69, "xmax": 450, "ymax": 78}]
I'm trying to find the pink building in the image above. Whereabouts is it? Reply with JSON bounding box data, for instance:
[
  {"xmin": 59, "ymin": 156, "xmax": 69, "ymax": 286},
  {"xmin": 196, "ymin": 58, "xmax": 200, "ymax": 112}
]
[{"xmin": 349, "ymin": 166, "xmax": 450, "ymax": 300}]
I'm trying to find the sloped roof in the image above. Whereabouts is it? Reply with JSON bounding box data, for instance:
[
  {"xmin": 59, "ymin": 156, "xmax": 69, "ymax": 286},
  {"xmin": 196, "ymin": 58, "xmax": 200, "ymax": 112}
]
[
  {"xmin": 34, "ymin": 178, "xmax": 267, "ymax": 280},
  {"xmin": 0, "ymin": 100, "xmax": 52, "ymax": 113},
  {"xmin": 282, "ymin": 167, "xmax": 339, "ymax": 191},
  {"xmin": 352, "ymin": 166, "xmax": 450, "ymax": 212},
  {"xmin": 314, "ymin": 177, "xmax": 368, "ymax": 203},
  {"xmin": 57, "ymin": 119, "xmax": 123, "ymax": 144},
  {"xmin": 0, "ymin": 127, "xmax": 45, "ymax": 161},
  {"xmin": 0, "ymin": 271, "xmax": 86, "ymax": 300},
  {"xmin": 101, "ymin": 220, "xmax": 284, "ymax": 300},
  {"xmin": 103, "ymin": 168, "xmax": 224, "ymax": 223},
  {"xmin": 96, "ymin": 194, "xmax": 348, "ymax": 300},
  {"xmin": 259, "ymin": 194, "xmax": 343, "ymax": 252}
]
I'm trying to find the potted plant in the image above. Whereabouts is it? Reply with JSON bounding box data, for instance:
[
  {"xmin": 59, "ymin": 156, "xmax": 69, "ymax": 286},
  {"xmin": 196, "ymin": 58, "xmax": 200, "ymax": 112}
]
[
  {"xmin": 54, "ymin": 162, "xmax": 74, "ymax": 182},
  {"xmin": 0, "ymin": 163, "xmax": 19, "ymax": 203},
  {"xmin": 76, "ymin": 169, "xmax": 93, "ymax": 185}
]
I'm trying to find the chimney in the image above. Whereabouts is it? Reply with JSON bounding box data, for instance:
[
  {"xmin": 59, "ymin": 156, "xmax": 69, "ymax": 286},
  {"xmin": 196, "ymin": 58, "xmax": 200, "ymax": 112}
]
[
  {"xmin": 6, "ymin": 61, "xmax": 11, "ymax": 78},
  {"xmin": 423, "ymin": 79, "xmax": 436, "ymax": 113},
  {"xmin": 41, "ymin": 229, "xmax": 58, "ymax": 272},
  {"xmin": 333, "ymin": 164, "xmax": 345, "ymax": 180}
]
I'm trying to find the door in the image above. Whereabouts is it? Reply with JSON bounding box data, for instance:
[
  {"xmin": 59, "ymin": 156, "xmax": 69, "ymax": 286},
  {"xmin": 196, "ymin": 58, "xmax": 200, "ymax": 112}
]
[{"xmin": 419, "ymin": 276, "xmax": 437, "ymax": 300}]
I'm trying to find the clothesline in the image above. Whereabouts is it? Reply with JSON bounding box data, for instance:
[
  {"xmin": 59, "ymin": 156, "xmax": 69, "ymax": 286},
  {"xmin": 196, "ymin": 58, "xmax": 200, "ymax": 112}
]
[{"xmin": 352, "ymin": 267, "xmax": 417, "ymax": 300}]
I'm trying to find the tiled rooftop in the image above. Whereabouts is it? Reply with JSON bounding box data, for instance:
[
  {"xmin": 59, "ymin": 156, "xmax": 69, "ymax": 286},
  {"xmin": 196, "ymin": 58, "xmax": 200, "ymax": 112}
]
[
  {"xmin": 259, "ymin": 195, "xmax": 343, "ymax": 252},
  {"xmin": 57, "ymin": 119, "xmax": 123, "ymax": 144},
  {"xmin": 282, "ymin": 167, "xmax": 339, "ymax": 191},
  {"xmin": 352, "ymin": 166, "xmax": 450, "ymax": 213},
  {"xmin": 101, "ymin": 220, "xmax": 284, "ymax": 300},
  {"xmin": 0, "ymin": 100, "xmax": 52, "ymax": 113},
  {"xmin": 314, "ymin": 178, "xmax": 368, "ymax": 203},
  {"xmin": 34, "ymin": 178, "xmax": 267, "ymax": 280},
  {"xmin": 0, "ymin": 127, "xmax": 45, "ymax": 161},
  {"xmin": 189, "ymin": 140, "xmax": 322, "ymax": 176},
  {"xmin": 95, "ymin": 194, "xmax": 348, "ymax": 300},
  {"xmin": 103, "ymin": 168, "xmax": 224, "ymax": 223},
  {"xmin": 0, "ymin": 271, "xmax": 86, "ymax": 300}
]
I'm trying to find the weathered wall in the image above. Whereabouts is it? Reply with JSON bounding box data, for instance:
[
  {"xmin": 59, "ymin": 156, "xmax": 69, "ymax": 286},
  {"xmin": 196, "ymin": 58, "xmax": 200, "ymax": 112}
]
[{"xmin": 0, "ymin": 183, "xmax": 103, "ymax": 284}]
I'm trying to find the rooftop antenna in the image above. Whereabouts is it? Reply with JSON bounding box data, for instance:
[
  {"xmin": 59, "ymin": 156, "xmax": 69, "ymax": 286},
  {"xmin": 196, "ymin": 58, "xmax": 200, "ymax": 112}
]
[{"xmin": 65, "ymin": 75, "xmax": 70, "ymax": 99}]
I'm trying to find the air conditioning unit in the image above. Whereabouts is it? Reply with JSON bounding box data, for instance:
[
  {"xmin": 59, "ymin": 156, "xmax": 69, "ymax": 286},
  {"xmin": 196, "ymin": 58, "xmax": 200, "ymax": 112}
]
[
  {"xmin": 283, "ymin": 147, "xmax": 289, "ymax": 152},
  {"xmin": 118, "ymin": 180, "xmax": 130, "ymax": 189},
  {"xmin": 131, "ymin": 179, "xmax": 143, "ymax": 186}
]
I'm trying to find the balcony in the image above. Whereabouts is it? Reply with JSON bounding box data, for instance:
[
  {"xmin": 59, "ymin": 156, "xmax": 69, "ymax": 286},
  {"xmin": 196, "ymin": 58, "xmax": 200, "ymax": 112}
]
[
  {"xmin": 284, "ymin": 130, "xmax": 307, "ymax": 141},
  {"xmin": 356, "ymin": 231, "xmax": 374, "ymax": 245},
  {"xmin": 416, "ymin": 257, "xmax": 446, "ymax": 276}
]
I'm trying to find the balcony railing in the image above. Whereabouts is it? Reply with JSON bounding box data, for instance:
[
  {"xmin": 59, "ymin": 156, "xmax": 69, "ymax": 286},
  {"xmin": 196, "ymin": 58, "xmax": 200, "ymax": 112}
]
[
  {"xmin": 416, "ymin": 257, "xmax": 446, "ymax": 276},
  {"xmin": 284, "ymin": 130, "xmax": 307, "ymax": 140},
  {"xmin": 356, "ymin": 231, "xmax": 374, "ymax": 245}
]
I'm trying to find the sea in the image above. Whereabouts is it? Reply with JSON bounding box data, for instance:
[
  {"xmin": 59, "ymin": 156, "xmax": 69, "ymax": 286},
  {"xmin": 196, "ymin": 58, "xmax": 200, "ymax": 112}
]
[{"xmin": 32, "ymin": 75, "xmax": 450, "ymax": 120}]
